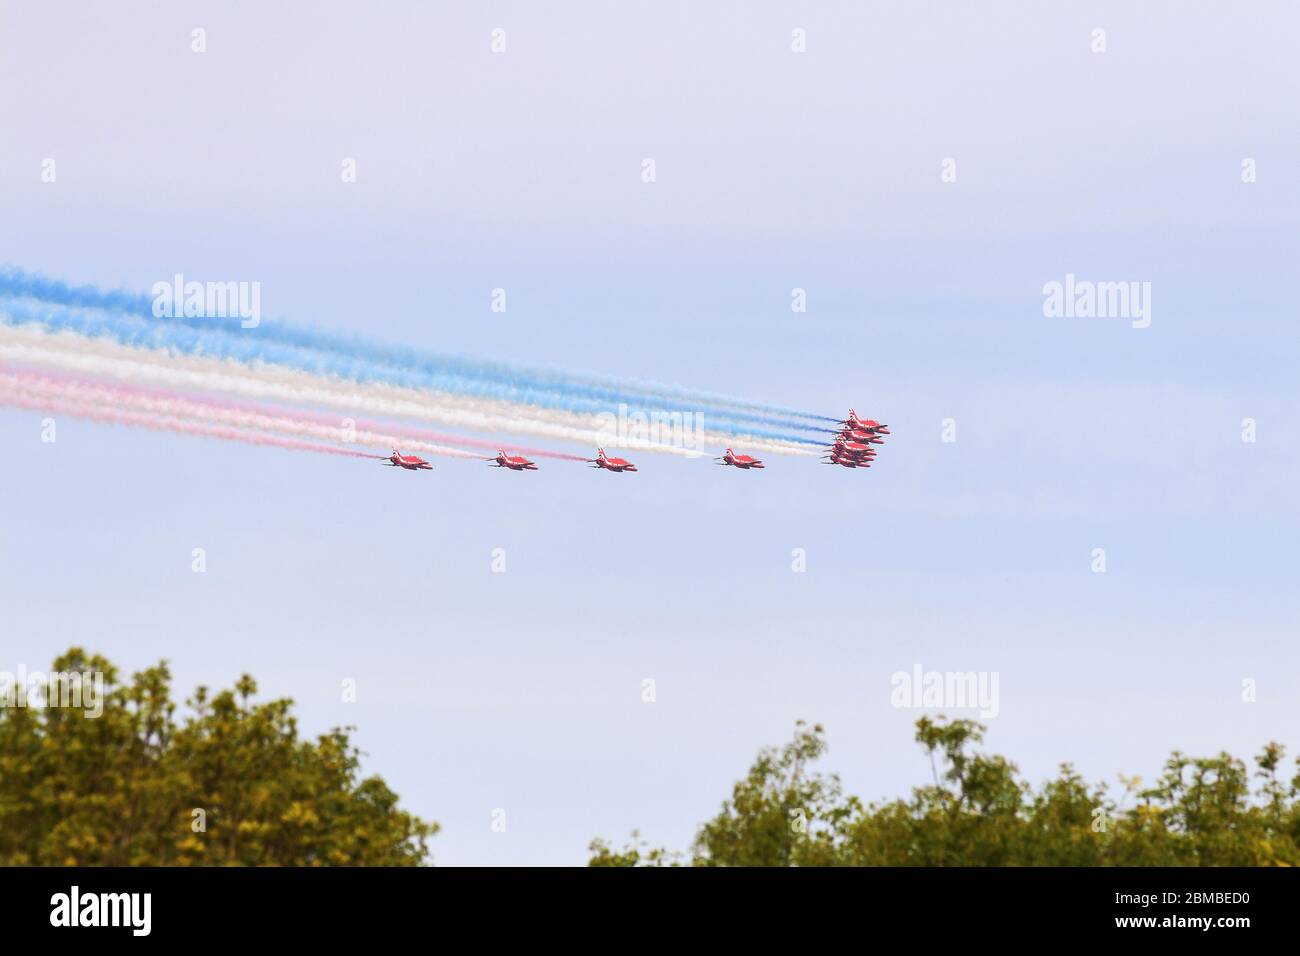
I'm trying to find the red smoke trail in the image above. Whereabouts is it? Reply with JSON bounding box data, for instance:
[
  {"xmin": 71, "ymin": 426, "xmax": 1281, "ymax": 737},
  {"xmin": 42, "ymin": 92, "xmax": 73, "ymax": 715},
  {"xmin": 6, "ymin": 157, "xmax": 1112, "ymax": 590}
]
[
  {"xmin": 1, "ymin": 368, "xmax": 482, "ymax": 460},
  {"xmin": 0, "ymin": 388, "xmax": 384, "ymax": 461},
  {"xmin": 2, "ymin": 364, "xmax": 587, "ymax": 461}
]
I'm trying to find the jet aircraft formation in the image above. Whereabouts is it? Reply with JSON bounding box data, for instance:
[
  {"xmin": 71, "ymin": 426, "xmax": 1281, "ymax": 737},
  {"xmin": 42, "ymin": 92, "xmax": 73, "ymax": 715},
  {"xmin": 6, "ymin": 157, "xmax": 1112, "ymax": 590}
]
[
  {"xmin": 820, "ymin": 408, "xmax": 891, "ymax": 471},
  {"xmin": 0, "ymin": 270, "xmax": 889, "ymax": 480},
  {"xmin": 375, "ymin": 410, "xmax": 889, "ymax": 476}
]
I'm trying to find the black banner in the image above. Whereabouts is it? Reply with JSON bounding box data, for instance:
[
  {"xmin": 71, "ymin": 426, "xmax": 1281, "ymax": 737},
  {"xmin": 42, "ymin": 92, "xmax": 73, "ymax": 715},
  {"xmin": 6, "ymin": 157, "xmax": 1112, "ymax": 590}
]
[{"xmin": 0, "ymin": 865, "xmax": 1286, "ymax": 941}]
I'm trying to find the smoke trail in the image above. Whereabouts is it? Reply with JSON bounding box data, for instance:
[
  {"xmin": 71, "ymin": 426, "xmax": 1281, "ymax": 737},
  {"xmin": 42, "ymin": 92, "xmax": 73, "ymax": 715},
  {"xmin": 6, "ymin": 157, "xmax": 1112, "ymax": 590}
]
[
  {"xmin": 0, "ymin": 273, "xmax": 833, "ymax": 436},
  {"xmin": 0, "ymin": 268, "xmax": 831, "ymax": 422},
  {"xmin": 0, "ymin": 369, "xmax": 490, "ymax": 461},
  {"xmin": 0, "ymin": 295, "xmax": 826, "ymax": 444},
  {"xmin": 3, "ymin": 364, "xmax": 588, "ymax": 462},
  {"xmin": 0, "ymin": 323, "xmax": 820, "ymax": 456},
  {"xmin": 0, "ymin": 387, "xmax": 383, "ymax": 461}
]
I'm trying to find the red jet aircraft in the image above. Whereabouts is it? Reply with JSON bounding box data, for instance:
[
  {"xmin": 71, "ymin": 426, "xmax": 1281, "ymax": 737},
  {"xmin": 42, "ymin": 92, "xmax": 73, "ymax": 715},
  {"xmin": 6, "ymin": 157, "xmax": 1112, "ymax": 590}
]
[
  {"xmin": 381, "ymin": 448, "xmax": 433, "ymax": 471},
  {"xmin": 716, "ymin": 448, "xmax": 765, "ymax": 469},
  {"xmin": 839, "ymin": 428, "xmax": 886, "ymax": 444},
  {"xmin": 836, "ymin": 409, "xmax": 890, "ymax": 435},
  {"xmin": 824, "ymin": 454, "xmax": 871, "ymax": 468},
  {"xmin": 823, "ymin": 444, "xmax": 873, "ymax": 461},
  {"xmin": 586, "ymin": 448, "xmax": 638, "ymax": 472},
  {"xmin": 487, "ymin": 450, "xmax": 538, "ymax": 471},
  {"xmin": 824, "ymin": 438, "xmax": 877, "ymax": 456}
]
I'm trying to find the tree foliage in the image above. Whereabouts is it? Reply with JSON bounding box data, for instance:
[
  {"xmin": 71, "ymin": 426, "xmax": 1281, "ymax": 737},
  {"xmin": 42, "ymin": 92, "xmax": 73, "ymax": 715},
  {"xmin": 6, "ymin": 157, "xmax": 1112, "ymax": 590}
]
[
  {"xmin": 0, "ymin": 648, "xmax": 436, "ymax": 866},
  {"xmin": 589, "ymin": 718, "xmax": 1300, "ymax": 866}
]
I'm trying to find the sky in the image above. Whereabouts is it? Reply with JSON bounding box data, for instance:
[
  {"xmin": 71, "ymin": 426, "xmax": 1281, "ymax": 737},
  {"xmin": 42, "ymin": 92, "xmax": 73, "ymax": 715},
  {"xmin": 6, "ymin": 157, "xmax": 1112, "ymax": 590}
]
[{"xmin": 0, "ymin": 1, "xmax": 1297, "ymax": 865}]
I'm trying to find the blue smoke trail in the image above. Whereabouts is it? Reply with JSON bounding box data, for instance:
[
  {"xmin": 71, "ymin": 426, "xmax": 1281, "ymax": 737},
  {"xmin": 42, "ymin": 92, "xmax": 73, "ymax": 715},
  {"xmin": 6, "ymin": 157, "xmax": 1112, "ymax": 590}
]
[
  {"xmin": 0, "ymin": 297, "xmax": 827, "ymax": 447},
  {"xmin": 0, "ymin": 268, "xmax": 834, "ymax": 432}
]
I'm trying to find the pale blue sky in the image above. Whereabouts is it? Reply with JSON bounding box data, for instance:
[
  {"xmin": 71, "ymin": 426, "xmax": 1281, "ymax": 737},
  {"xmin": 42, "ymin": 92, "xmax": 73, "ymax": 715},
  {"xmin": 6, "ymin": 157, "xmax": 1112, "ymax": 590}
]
[{"xmin": 1, "ymin": 1, "xmax": 1297, "ymax": 864}]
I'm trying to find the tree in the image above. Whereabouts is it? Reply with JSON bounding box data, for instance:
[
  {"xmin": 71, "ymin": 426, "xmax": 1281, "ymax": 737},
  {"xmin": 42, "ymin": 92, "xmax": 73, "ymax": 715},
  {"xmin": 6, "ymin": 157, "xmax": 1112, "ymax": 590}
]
[
  {"xmin": 0, "ymin": 648, "xmax": 436, "ymax": 866},
  {"xmin": 590, "ymin": 718, "xmax": 1300, "ymax": 866}
]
